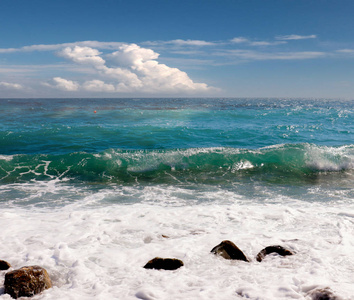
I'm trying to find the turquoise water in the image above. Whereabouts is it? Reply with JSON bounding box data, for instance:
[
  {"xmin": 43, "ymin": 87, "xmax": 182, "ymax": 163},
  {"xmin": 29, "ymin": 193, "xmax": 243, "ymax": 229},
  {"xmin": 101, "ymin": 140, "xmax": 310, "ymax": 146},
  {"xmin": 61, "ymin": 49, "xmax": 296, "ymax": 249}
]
[{"xmin": 0, "ymin": 98, "xmax": 353, "ymax": 206}]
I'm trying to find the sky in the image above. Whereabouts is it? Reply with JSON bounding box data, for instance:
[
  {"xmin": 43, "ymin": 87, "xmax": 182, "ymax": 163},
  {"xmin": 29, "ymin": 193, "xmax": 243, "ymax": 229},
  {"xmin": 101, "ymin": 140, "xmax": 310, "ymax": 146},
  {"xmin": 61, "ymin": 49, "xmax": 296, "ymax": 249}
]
[{"xmin": 0, "ymin": 0, "xmax": 354, "ymax": 98}]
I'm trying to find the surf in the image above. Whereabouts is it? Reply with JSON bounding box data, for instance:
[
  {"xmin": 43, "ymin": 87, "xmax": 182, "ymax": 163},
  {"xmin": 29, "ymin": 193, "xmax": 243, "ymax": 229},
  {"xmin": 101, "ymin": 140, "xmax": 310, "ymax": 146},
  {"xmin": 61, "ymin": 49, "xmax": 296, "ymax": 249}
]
[{"xmin": 1, "ymin": 143, "xmax": 352, "ymax": 185}]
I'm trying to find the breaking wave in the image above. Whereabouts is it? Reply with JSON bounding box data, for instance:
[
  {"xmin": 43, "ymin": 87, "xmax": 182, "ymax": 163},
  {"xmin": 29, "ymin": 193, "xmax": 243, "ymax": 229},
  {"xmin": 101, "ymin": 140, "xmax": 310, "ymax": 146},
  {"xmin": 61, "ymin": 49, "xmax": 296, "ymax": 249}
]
[{"xmin": 0, "ymin": 143, "xmax": 353, "ymax": 184}]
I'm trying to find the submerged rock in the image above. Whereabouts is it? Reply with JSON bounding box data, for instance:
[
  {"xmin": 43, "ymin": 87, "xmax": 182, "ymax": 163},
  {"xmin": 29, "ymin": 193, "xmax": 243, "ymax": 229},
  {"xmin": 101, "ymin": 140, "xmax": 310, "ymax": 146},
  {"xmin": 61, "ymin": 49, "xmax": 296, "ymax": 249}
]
[
  {"xmin": 256, "ymin": 245, "xmax": 294, "ymax": 262},
  {"xmin": 4, "ymin": 265, "xmax": 52, "ymax": 299},
  {"xmin": 144, "ymin": 257, "xmax": 184, "ymax": 270},
  {"xmin": 211, "ymin": 240, "xmax": 249, "ymax": 262},
  {"xmin": 306, "ymin": 287, "xmax": 342, "ymax": 300},
  {"xmin": 0, "ymin": 260, "xmax": 11, "ymax": 270}
]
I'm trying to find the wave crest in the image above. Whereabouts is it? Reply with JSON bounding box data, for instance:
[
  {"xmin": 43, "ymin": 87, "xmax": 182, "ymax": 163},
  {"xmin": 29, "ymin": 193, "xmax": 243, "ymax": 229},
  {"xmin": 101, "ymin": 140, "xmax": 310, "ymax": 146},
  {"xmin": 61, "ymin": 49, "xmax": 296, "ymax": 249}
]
[{"xmin": 0, "ymin": 144, "xmax": 353, "ymax": 184}]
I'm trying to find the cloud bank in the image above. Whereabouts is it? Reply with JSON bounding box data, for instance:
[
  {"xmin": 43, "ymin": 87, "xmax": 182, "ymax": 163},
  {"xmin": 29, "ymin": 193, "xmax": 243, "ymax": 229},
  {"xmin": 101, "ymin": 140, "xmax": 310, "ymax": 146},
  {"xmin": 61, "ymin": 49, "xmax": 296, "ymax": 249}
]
[
  {"xmin": 53, "ymin": 43, "xmax": 213, "ymax": 94},
  {"xmin": 1, "ymin": 34, "xmax": 349, "ymax": 97}
]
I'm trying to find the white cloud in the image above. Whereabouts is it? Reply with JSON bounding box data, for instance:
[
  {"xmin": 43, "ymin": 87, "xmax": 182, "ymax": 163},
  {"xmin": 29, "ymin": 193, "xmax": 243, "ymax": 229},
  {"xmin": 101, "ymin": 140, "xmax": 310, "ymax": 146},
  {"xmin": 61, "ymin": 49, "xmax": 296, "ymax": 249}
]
[
  {"xmin": 336, "ymin": 49, "xmax": 354, "ymax": 54},
  {"xmin": 58, "ymin": 46, "xmax": 106, "ymax": 67},
  {"xmin": 0, "ymin": 81, "xmax": 23, "ymax": 90},
  {"xmin": 276, "ymin": 34, "xmax": 317, "ymax": 40},
  {"xmin": 230, "ymin": 37, "xmax": 249, "ymax": 44},
  {"xmin": 58, "ymin": 44, "xmax": 213, "ymax": 94},
  {"xmin": 44, "ymin": 77, "xmax": 79, "ymax": 91},
  {"xmin": 167, "ymin": 39, "xmax": 215, "ymax": 46},
  {"xmin": 0, "ymin": 41, "xmax": 125, "ymax": 53},
  {"xmin": 82, "ymin": 80, "xmax": 115, "ymax": 92},
  {"xmin": 218, "ymin": 50, "xmax": 326, "ymax": 61},
  {"xmin": 102, "ymin": 66, "xmax": 142, "ymax": 88},
  {"xmin": 231, "ymin": 37, "xmax": 286, "ymax": 47},
  {"xmin": 249, "ymin": 41, "xmax": 286, "ymax": 46},
  {"xmin": 108, "ymin": 44, "xmax": 159, "ymax": 67},
  {"xmin": 144, "ymin": 39, "xmax": 216, "ymax": 47}
]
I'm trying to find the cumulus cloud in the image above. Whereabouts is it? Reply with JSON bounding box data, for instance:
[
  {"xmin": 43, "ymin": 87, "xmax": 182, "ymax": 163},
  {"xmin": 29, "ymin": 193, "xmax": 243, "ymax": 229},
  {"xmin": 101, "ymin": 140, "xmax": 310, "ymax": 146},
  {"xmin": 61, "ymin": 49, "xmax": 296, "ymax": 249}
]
[
  {"xmin": 44, "ymin": 77, "xmax": 79, "ymax": 91},
  {"xmin": 82, "ymin": 80, "xmax": 115, "ymax": 92},
  {"xmin": 56, "ymin": 44, "xmax": 213, "ymax": 94},
  {"xmin": 58, "ymin": 46, "xmax": 106, "ymax": 67},
  {"xmin": 276, "ymin": 34, "xmax": 317, "ymax": 40},
  {"xmin": 0, "ymin": 81, "xmax": 23, "ymax": 90}
]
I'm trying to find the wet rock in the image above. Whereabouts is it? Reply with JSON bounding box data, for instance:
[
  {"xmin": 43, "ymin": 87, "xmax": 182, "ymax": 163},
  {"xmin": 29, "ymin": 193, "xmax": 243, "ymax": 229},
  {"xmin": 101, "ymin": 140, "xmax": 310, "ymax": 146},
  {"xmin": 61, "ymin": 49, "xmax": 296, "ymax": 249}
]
[
  {"xmin": 256, "ymin": 245, "xmax": 294, "ymax": 262},
  {"xmin": 211, "ymin": 240, "xmax": 249, "ymax": 262},
  {"xmin": 144, "ymin": 257, "xmax": 184, "ymax": 270},
  {"xmin": 4, "ymin": 265, "xmax": 52, "ymax": 299},
  {"xmin": 0, "ymin": 260, "xmax": 11, "ymax": 270},
  {"xmin": 306, "ymin": 287, "xmax": 342, "ymax": 300}
]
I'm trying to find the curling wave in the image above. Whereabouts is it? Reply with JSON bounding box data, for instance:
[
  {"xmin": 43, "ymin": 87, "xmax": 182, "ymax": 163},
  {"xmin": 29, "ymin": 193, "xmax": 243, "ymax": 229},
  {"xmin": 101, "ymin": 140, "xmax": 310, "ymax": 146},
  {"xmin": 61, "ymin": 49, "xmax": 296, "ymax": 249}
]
[{"xmin": 0, "ymin": 143, "xmax": 353, "ymax": 184}]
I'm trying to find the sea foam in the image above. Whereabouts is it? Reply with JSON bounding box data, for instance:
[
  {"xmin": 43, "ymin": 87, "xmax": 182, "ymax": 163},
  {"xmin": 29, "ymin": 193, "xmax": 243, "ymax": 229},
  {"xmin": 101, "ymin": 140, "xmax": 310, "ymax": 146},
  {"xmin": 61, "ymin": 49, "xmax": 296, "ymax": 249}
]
[{"xmin": 0, "ymin": 195, "xmax": 353, "ymax": 299}]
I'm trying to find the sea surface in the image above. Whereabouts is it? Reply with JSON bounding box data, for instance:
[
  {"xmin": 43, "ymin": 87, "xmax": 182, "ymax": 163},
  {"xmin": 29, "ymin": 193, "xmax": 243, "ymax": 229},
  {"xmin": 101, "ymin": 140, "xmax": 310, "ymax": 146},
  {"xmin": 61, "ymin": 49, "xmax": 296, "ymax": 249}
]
[{"xmin": 0, "ymin": 98, "xmax": 353, "ymax": 299}]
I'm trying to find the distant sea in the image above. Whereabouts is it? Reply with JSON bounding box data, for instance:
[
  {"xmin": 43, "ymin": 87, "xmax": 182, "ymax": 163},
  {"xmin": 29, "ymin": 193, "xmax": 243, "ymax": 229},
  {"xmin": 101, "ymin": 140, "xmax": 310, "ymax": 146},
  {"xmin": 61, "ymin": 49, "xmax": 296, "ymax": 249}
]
[{"xmin": 0, "ymin": 98, "xmax": 353, "ymax": 299}]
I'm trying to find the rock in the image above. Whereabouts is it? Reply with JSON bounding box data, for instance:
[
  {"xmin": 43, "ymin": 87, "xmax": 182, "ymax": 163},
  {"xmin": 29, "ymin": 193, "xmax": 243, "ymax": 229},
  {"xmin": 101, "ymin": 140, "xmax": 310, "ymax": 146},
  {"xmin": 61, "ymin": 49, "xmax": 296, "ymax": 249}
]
[
  {"xmin": 256, "ymin": 245, "xmax": 294, "ymax": 262},
  {"xmin": 143, "ymin": 257, "xmax": 184, "ymax": 270},
  {"xmin": 306, "ymin": 287, "xmax": 342, "ymax": 300},
  {"xmin": 211, "ymin": 240, "xmax": 249, "ymax": 262},
  {"xmin": 0, "ymin": 260, "xmax": 11, "ymax": 270},
  {"xmin": 4, "ymin": 265, "xmax": 52, "ymax": 299}
]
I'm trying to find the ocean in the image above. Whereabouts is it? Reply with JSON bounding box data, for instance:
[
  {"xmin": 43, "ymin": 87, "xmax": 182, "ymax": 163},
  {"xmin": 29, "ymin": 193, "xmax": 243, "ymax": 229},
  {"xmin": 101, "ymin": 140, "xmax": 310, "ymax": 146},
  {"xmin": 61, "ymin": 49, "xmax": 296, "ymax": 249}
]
[{"xmin": 0, "ymin": 98, "xmax": 353, "ymax": 299}]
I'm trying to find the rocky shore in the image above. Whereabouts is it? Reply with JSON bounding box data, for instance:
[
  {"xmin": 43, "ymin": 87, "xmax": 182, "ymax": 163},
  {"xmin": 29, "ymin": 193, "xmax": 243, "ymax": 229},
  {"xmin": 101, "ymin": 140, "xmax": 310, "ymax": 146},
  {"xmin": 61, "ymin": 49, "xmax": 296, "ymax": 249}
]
[{"xmin": 0, "ymin": 240, "xmax": 343, "ymax": 299}]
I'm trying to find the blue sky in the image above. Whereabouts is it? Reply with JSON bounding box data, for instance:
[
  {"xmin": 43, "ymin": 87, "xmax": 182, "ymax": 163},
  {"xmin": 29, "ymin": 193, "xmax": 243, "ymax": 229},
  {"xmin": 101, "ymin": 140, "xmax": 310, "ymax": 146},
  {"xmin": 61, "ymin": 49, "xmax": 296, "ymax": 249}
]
[{"xmin": 0, "ymin": 0, "xmax": 354, "ymax": 98}]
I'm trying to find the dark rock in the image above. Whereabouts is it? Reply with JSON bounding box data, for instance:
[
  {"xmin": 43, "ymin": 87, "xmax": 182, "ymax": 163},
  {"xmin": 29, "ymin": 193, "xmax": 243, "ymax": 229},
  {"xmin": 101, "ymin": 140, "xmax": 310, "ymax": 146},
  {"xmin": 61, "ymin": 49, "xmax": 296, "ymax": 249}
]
[
  {"xmin": 256, "ymin": 245, "xmax": 294, "ymax": 262},
  {"xmin": 4, "ymin": 265, "xmax": 52, "ymax": 299},
  {"xmin": 143, "ymin": 257, "xmax": 184, "ymax": 270},
  {"xmin": 306, "ymin": 287, "xmax": 342, "ymax": 300},
  {"xmin": 211, "ymin": 240, "xmax": 249, "ymax": 262},
  {"xmin": 0, "ymin": 260, "xmax": 11, "ymax": 270}
]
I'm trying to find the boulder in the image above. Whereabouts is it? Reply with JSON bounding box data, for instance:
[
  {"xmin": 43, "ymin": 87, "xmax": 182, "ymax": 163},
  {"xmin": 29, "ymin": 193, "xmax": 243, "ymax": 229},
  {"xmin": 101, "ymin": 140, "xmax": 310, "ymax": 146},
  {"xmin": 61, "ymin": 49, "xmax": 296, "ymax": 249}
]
[
  {"xmin": 144, "ymin": 257, "xmax": 184, "ymax": 270},
  {"xmin": 256, "ymin": 245, "xmax": 294, "ymax": 262},
  {"xmin": 211, "ymin": 240, "xmax": 249, "ymax": 262},
  {"xmin": 306, "ymin": 287, "xmax": 342, "ymax": 300},
  {"xmin": 4, "ymin": 265, "xmax": 52, "ymax": 299},
  {"xmin": 0, "ymin": 260, "xmax": 11, "ymax": 270}
]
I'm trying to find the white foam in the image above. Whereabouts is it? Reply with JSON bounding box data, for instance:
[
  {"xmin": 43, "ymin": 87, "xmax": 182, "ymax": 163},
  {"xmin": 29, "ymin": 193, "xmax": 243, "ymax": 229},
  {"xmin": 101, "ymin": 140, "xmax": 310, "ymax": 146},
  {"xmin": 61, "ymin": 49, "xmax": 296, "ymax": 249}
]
[
  {"xmin": 305, "ymin": 144, "xmax": 354, "ymax": 171},
  {"xmin": 0, "ymin": 155, "xmax": 14, "ymax": 161},
  {"xmin": 0, "ymin": 195, "xmax": 353, "ymax": 299},
  {"xmin": 232, "ymin": 160, "xmax": 254, "ymax": 171}
]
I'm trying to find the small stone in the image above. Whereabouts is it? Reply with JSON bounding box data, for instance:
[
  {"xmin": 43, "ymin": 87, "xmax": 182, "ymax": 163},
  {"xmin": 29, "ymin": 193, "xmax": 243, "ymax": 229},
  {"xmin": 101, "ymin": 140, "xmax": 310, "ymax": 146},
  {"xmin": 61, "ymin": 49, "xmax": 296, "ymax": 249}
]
[
  {"xmin": 256, "ymin": 245, "xmax": 294, "ymax": 262},
  {"xmin": 0, "ymin": 260, "xmax": 11, "ymax": 270},
  {"xmin": 211, "ymin": 240, "xmax": 249, "ymax": 262},
  {"xmin": 4, "ymin": 265, "xmax": 52, "ymax": 299},
  {"xmin": 306, "ymin": 287, "xmax": 342, "ymax": 300},
  {"xmin": 144, "ymin": 257, "xmax": 184, "ymax": 270}
]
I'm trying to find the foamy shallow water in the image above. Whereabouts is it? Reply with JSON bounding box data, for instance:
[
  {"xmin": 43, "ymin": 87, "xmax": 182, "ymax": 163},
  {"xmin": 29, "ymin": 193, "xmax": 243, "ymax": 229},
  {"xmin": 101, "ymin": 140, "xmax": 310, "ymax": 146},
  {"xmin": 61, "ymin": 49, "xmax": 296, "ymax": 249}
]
[{"xmin": 0, "ymin": 193, "xmax": 353, "ymax": 299}]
